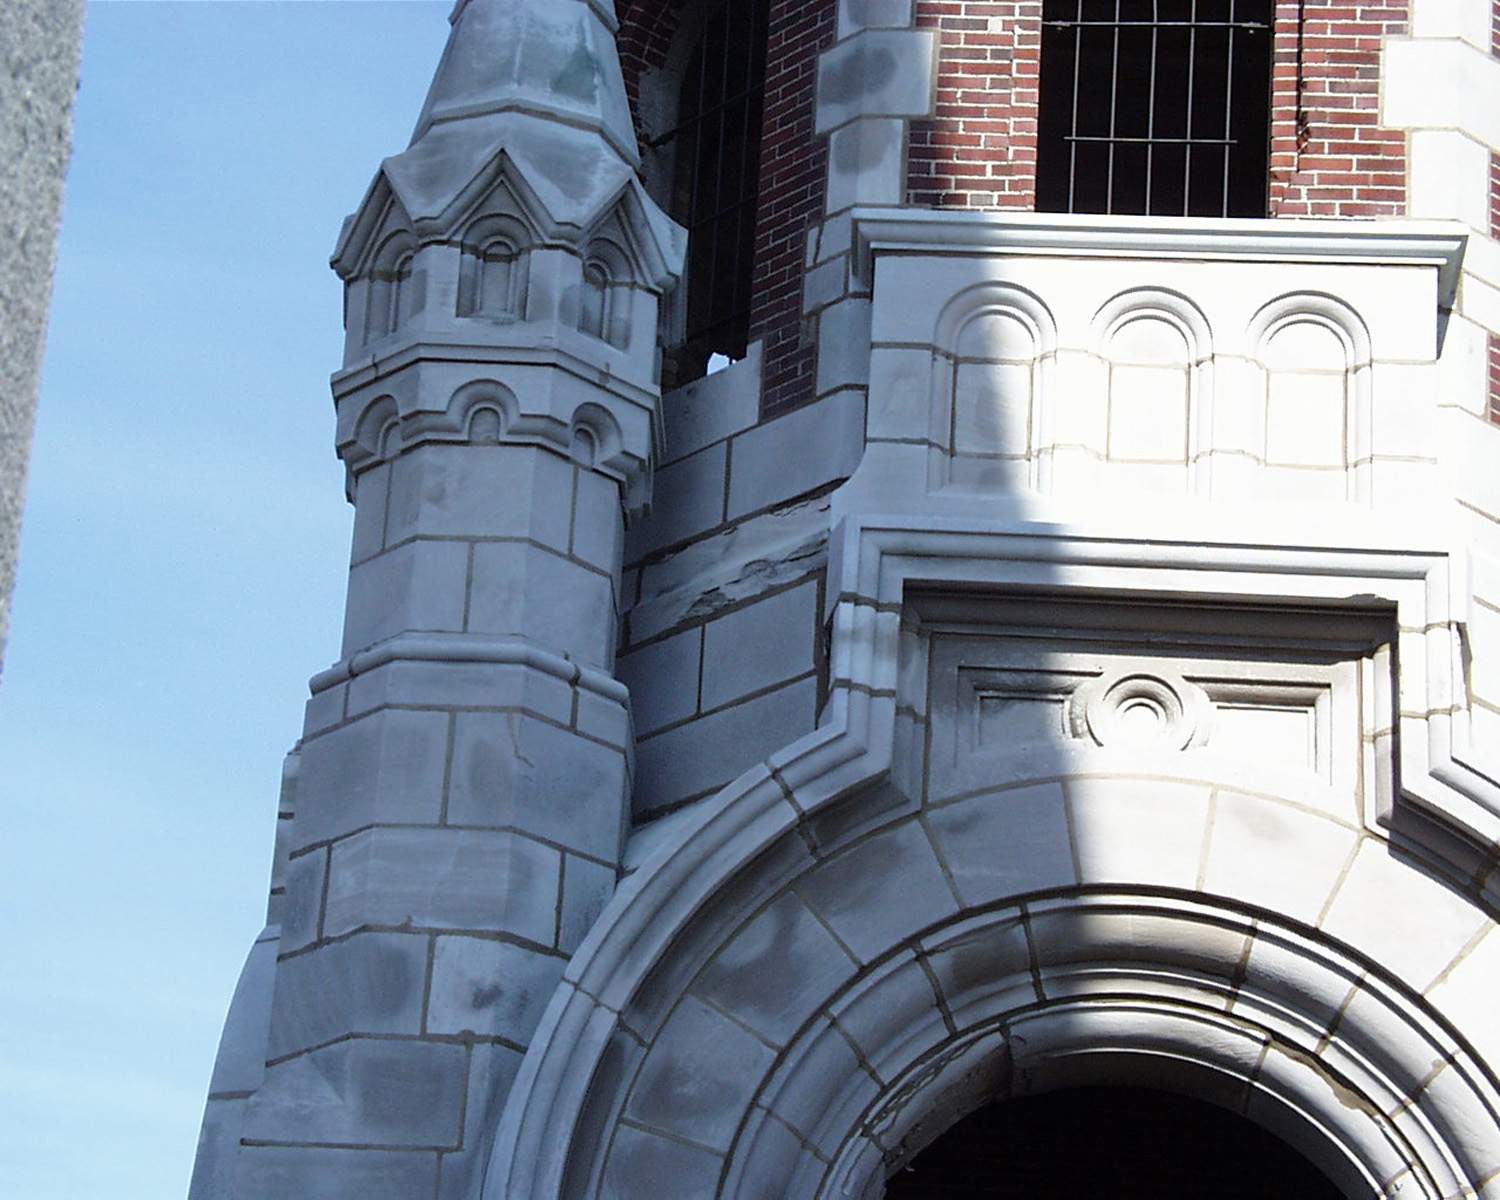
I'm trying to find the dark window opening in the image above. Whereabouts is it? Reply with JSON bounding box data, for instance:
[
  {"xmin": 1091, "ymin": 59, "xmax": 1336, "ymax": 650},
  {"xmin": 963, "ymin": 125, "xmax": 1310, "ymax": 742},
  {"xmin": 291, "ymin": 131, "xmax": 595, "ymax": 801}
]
[
  {"xmin": 653, "ymin": 0, "xmax": 770, "ymax": 384},
  {"xmin": 885, "ymin": 1086, "xmax": 1347, "ymax": 1199},
  {"xmin": 1037, "ymin": 0, "xmax": 1274, "ymax": 218}
]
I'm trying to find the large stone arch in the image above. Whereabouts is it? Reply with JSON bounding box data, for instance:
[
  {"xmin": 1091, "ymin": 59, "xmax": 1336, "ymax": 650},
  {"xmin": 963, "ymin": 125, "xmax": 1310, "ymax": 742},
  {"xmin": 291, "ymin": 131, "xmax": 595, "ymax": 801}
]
[{"xmin": 483, "ymin": 520, "xmax": 1500, "ymax": 1199}]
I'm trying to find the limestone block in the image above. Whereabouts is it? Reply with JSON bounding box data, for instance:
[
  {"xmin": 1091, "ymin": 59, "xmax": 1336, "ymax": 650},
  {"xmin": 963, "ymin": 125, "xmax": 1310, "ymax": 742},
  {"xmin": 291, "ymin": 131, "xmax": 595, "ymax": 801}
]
[
  {"xmin": 383, "ymin": 442, "xmax": 573, "ymax": 552},
  {"xmin": 435, "ymin": 1043, "xmax": 524, "ymax": 1200},
  {"xmin": 700, "ymin": 582, "xmax": 818, "ymax": 710},
  {"xmin": 838, "ymin": 0, "xmax": 915, "ymax": 36},
  {"xmin": 726, "ymin": 390, "xmax": 865, "ymax": 520},
  {"xmin": 558, "ymin": 851, "xmax": 617, "ymax": 951},
  {"xmin": 234, "ymin": 1146, "xmax": 438, "ymax": 1200},
  {"xmin": 634, "ymin": 677, "xmax": 818, "ymax": 816},
  {"xmin": 617, "ymin": 629, "xmax": 701, "ymax": 736},
  {"xmin": 349, "ymin": 461, "xmax": 390, "ymax": 565},
  {"xmin": 623, "ymin": 441, "xmax": 726, "ymax": 560},
  {"xmin": 816, "ymin": 298, "xmax": 874, "ymax": 395},
  {"xmin": 301, "ymin": 681, "xmax": 346, "ymax": 738},
  {"xmin": 765, "ymin": 1017, "xmax": 873, "ymax": 1158},
  {"xmin": 1408, "ymin": 130, "xmax": 1492, "ymax": 230},
  {"xmin": 1384, "ymin": 38, "xmax": 1500, "ymax": 149},
  {"xmin": 867, "ymin": 346, "xmax": 936, "ymax": 442},
  {"xmin": 267, "ymin": 932, "xmax": 429, "ymax": 1060},
  {"xmin": 1425, "ymin": 925, "xmax": 1500, "ymax": 1077},
  {"xmin": 599, "ymin": 1123, "xmax": 724, "ymax": 1200},
  {"xmin": 324, "ymin": 827, "xmax": 559, "ymax": 946},
  {"xmin": 925, "ymin": 782, "xmax": 1077, "ymax": 907},
  {"xmin": 206, "ymin": 928, "xmax": 280, "ymax": 1096},
  {"xmin": 242, "ymin": 1039, "xmax": 466, "ymax": 1148},
  {"xmin": 188, "ymin": 1097, "xmax": 245, "ymax": 1200},
  {"xmin": 570, "ymin": 466, "xmax": 624, "ymax": 576},
  {"xmin": 624, "ymin": 994, "xmax": 777, "ymax": 1151},
  {"xmin": 467, "ymin": 542, "xmax": 615, "ymax": 668},
  {"xmin": 692, "ymin": 890, "xmax": 859, "ymax": 1047},
  {"xmin": 280, "ymin": 848, "xmax": 326, "ymax": 953},
  {"xmin": 921, "ymin": 912, "xmax": 1034, "ymax": 1029},
  {"xmin": 826, "ymin": 117, "xmax": 907, "ymax": 211},
  {"xmin": 294, "ymin": 708, "xmax": 450, "ymax": 847},
  {"xmin": 803, "ymin": 254, "xmax": 849, "ymax": 313},
  {"xmin": 573, "ymin": 685, "xmax": 631, "ymax": 750},
  {"xmin": 426, "ymin": 936, "xmax": 566, "ymax": 1042},
  {"xmin": 815, "ymin": 30, "xmax": 936, "ymax": 135},
  {"xmin": 1319, "ymin": 839, "xmax": 1490, "ymax": 991},
  {"xmin": 1199, "ymin": 791, "xmax": 1358, "ymax": 928},
  {"xmin": 1407, "ymin": 0, "xmax": 1494, "ymax": 49},
  {"xmin": 796, "ymin": 820, "xmax": 959, "ymax": 963},
  {"xmin": 830, "ymin": 950, "xmax": 949, "ymax": 1082},
  {"xmin": 342, "ymin": 539, "xmax": 469, "ymax": 655},
  {"xmin": 658, "ymin": 345, "xmax": 761, "ymax": 464},
  {"xmin": 446, "ymin": 710, "xmax": 627, "ymax": 861},
  {"xmin": 1067, "ymin": 777, "xmax": 1211, "ymax": 890},
  {"xmin": 344, "ymin": 655, "xmax": 574, "ymax": 727}
]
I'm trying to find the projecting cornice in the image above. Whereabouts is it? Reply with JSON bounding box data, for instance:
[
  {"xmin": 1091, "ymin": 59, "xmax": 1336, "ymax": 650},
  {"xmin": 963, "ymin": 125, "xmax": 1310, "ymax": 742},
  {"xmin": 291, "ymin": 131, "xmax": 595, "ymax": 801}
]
[{"xmin": 850, "ymin": 209, "xmax": 1470, "ymax": 309}]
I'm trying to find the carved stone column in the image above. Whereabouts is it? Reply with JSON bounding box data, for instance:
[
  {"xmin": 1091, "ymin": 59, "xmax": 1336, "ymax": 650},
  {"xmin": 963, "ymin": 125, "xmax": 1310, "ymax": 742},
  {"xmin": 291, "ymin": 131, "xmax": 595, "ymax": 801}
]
[{"xmin": 192, "ymin": 3, "xmax": 684, "ymax": 1195}]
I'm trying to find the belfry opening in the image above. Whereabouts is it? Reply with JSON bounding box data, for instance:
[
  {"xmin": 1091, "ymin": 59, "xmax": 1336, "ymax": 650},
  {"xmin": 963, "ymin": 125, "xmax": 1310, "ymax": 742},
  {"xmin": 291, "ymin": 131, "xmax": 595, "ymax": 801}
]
[{"xmin": 885, "ymin": 1087, "xmax": 1346, "ymax": 1199}]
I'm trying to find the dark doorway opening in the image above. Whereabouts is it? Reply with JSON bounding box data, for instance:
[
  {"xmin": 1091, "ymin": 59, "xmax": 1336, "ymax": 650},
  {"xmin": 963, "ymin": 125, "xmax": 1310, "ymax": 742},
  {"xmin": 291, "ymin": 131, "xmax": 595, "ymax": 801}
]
[{"xmin": 885, "ymin": 1086, "xmax": 1347, "ymax": 1199}]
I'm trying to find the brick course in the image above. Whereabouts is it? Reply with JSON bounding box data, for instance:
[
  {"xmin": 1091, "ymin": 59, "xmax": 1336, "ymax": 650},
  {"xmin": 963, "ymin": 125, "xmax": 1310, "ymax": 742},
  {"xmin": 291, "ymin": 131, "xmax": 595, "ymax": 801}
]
[{"xmin": 907, "ymin": 0, "xmax": 1408, "ymax": 218}]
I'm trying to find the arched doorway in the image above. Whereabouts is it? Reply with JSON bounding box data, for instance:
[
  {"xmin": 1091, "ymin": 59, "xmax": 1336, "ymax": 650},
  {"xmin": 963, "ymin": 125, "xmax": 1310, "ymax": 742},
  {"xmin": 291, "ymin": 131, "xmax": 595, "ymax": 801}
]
[{"xmin": 885, "ymin": 1087, "xmax": 1346, "ymax": 1199}]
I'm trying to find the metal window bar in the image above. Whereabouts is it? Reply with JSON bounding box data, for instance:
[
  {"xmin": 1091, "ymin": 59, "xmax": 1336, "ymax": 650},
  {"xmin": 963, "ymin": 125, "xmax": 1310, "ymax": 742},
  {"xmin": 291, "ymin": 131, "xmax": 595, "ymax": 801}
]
[
  {"xmin": 654, "ymin": 0, "xmax": 770, "ymax": 377},
  {"xmin": 1038, "ymin": 0, "xmax": 1274, "ymax": 218}
]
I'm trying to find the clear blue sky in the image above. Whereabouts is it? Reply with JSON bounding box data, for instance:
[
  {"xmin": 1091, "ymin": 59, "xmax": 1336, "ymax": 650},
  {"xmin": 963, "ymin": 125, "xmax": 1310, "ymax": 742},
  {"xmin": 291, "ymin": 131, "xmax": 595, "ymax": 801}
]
[{"xmin": 1, "ymin": 3, "xmax": 450, "ymax": 1195}]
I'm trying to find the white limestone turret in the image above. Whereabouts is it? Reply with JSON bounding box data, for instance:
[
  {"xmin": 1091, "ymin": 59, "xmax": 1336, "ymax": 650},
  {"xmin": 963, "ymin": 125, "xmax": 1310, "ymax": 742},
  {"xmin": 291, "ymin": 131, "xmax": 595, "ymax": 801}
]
[{"xmin": 189, "ymin": 3, "xmax": 683, "ymax": 1196}]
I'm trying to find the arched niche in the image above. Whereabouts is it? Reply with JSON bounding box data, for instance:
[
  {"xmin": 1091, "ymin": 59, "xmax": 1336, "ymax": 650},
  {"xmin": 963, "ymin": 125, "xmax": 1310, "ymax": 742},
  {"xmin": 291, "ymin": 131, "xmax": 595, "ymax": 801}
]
[
  {"xmin": 1090, "ymin": 287, "xmax": 1215, "ymax": 497},
  {"xmin": 458, "ymin": 213, "xmax": 531, "ymax": 321},
  {"xmin": 364, "ymin": 230, "xmax": 418, "ymax": 345},
  {"xmin": 929, "ymin": 281, "xmax": 1057, "ymax": 493},
  {"xmin": 1246, "ymin": 293, "xmax": 1373, "ymax": 504}
]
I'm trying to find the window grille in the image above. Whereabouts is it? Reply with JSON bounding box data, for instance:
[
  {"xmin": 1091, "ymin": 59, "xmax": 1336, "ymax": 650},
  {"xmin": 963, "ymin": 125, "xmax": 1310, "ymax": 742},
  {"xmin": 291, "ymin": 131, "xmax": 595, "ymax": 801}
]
[
  {"xmin": 652, "ymin": 0, "xmax": 770, "ymax": 379},
  {"xmin": 1037, "ymin": 0, "xmax": 1274, "ymax": 218}
]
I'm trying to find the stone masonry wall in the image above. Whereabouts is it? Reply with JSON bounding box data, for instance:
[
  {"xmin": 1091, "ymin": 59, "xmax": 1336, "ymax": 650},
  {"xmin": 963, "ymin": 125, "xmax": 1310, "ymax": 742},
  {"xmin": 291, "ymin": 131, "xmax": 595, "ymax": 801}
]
[
  {"xmin": 617, "ymin": 0, "xmax": 835, "ymax": 417},
  {"xmin": 906, "ymin": 0, "xmax": 1409, "ymax": 217},
  {"xmin": 1491, "ymin": 147, "xmax": 1499, "ymax": 423}
]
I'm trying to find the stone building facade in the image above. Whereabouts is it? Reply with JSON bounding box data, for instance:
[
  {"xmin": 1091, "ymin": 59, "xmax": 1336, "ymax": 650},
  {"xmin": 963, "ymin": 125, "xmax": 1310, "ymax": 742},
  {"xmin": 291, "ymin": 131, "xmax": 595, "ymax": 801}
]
[{"xmin": 191, "ymin": 0, "xmax": 1500, "ymax": 1195}]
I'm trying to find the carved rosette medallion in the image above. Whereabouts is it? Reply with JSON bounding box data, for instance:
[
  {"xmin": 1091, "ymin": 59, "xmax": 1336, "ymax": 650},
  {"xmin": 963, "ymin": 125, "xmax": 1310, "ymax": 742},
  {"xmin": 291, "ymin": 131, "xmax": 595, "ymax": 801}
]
[{"xmin": 1069, "ymin": 670, "xmax": 1212, "ymax": 751}]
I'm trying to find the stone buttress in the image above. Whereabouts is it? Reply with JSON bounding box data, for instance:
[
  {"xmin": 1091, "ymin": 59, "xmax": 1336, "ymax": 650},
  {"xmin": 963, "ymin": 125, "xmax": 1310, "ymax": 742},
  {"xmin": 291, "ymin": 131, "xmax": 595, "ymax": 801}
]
[{"xmin": 188, "ymin": 1, "xmax": 684, "ymax": 1195}]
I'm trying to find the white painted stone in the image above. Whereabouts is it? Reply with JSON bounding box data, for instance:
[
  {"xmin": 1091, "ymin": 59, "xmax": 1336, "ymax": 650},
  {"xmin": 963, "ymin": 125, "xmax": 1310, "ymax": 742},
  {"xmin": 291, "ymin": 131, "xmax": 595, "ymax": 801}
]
[
  {"xmin": 235, "ymin": 1147, "xmax": 439, "ymax": 1199},
  {"xmin": 700, "ymin": 583, "xmax": 817, "ymax": 711},
  {"xmin": 1425, "ymin": 925, "xmax": 1500, "ymax": 1075},
  {"xmin": 658, "ymin": 344, "xmax": 761, "ymax": 464},
  {"xmin": 384, "ymin": 443, "xmax": 573, "ymax": 552},
  {"xmin": 599, "ymin": 1123, "xmax": 724, "ymax": 1200},
  {"xmin": 558, "ymin": 852, "xmax": 616, "ymax": 951},
  {"xmin": 826, "ymin": 117, "xmax": 907, "ymax": 211}
]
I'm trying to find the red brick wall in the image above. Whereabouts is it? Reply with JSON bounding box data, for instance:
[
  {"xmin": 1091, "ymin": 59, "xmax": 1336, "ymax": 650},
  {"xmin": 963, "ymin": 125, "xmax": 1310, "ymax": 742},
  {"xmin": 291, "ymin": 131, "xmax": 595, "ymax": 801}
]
[
  {"xmin": 1267, "ymin": 0, "xmax": 1408, "ymax": 217},
  {"xmin": 906, "ymin": 0, "xmax": 1408, "ymax": 217},
  {"xmin": 615, "ymin": 0, "xmax": 834, "ymax": 418},
  {"xmin": 1489, "ymin": 334, "xmax": 1500, "ymax": 425},
  {"xmin": 910, "ymin": 1, "xmax": 1042, "ymax": 209},
  {"xmin": 755, "ymin": 0, "xmax": 837, "ymax": 416}
]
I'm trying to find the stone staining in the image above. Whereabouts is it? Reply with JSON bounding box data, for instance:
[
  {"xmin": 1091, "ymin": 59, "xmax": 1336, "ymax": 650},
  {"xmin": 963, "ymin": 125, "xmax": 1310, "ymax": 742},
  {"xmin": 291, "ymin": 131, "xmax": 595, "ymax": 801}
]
[{"xmin": 190, "ymin": 1, "xmax": 1500, "ymax": 1198}]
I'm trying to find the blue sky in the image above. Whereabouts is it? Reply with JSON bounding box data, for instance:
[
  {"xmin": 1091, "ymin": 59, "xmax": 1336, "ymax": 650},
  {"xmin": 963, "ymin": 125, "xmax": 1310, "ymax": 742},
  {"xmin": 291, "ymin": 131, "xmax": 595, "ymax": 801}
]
[{"xmin": 1, "ymin": 3, "xmax": 450, "ymax": 1194}]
